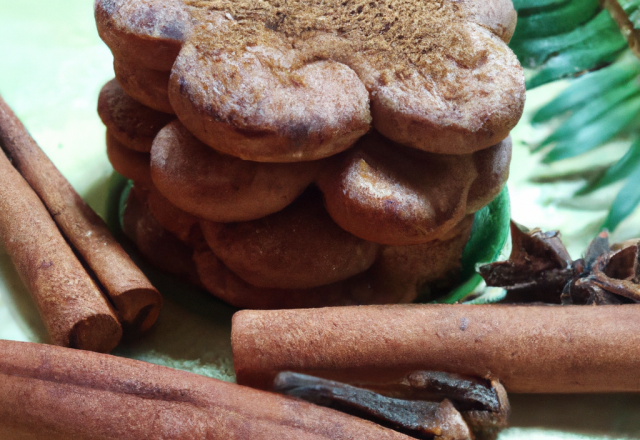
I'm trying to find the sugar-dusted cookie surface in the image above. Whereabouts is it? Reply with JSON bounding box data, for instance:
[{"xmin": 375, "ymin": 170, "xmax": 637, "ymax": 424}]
[
  {"xmin": 96, "ymin": 0, "xmax": 525, "ymax": 161},
  {"xmin": 144, "ymin": 194, "xmax": 473, "ymax": 308},
  {"xmin": 371, "ymin": 215, "xmax": 475, "ymax": 302},
  {"xmin": 97, "ymin": 0, "xmax": 522, "ymax": 310},
  {"xmin": 193, "ymin": 250, "xmax": 379, "ymax": 309}
]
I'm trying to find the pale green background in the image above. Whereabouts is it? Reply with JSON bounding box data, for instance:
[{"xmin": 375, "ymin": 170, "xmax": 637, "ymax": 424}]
[{"xmin": 0, "ymin": 0, "xmax": 639, "ymax": 438}]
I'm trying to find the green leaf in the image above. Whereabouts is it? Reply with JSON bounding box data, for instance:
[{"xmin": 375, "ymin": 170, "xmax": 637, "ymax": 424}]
[
  {"xmin": 464, "ymin": 287, "xmax": 507, "ymax": 305},
  {"xmin": 535, "ymin": 78, "xmax": 640, "ymax": 151},
  {"xmin": 513, "ymin": 0, "xmax": 569, "ymax": 11},
  {"xmin": 512, "ymin": 0, "xmax": 640, "ymax": 87},
  {"xmin": 621, "ymin": 0, "xmax": 640, "ymax": 11},
  {"xmin": 577, "ymin": 136, "xmax": 640, "ymax": 194},
  {"xmin": 602, "ymin": 165, "xmax": 640, "ymax": 230},
  {"xmin": 105, "ymin": 171, "xmax": 129, "ymax": 237},
  {"xmin": 512, "ymin": 0, "xmax": 640, "ymax": 232},
  {"xmin": 527, "ymin": 33, "xmax": 628, "ymax": 89},
  {"xmin": 442, "ymin": 274, "xmax": 484, "ymax": 303},
  {"xmin": 531, "ymin": 53, "xmax": 640, "ymax": 122},
  {"xmin": 512, "ymin": 0, "xmax": 600, "ymax": 39},
  {"xmin": 631, "ymin": 4, "xmax": 640, "ymax": 26},
  {"xmin": 542, "ymin": 95, "xmax": 640, "ymax": 163},
  {"xmin": 512, "ymin": 10, "xmax": 620, "ymax": 68},
  {"xmin": 118, "ymin": 179, "xmax": 135, "ymax": 233},
  {"xmin": 436, "ymin": 187, "xmax": 511, "ymax": 304}
]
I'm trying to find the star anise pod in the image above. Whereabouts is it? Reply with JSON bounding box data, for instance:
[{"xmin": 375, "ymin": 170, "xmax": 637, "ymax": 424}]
[{"xmin": 478, "ymin": 222, "xmax": 640, "ymax": 305}]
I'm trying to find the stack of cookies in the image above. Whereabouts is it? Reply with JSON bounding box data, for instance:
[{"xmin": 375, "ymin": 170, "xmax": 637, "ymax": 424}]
[{"xmin": 96, "ymin": 0, "xmax": 525, "ymax": 309}]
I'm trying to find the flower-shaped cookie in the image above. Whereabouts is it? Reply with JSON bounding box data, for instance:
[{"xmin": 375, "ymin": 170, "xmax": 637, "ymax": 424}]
[
  {"xmin": 100, "ymin": 80, "xmax": 511, "ymax": 248},
  {"xmin": 148, "ymin": 120, "xmax": 510, "ymax": 244},
  {"xmin": 98, "ymin": 79, "xmax": 175, "ymax": 152},
  {"xmin": 96, "ymin": 0, "xmax": 525, "ymax": 162},
  {"xmin": 122, "ymin": 185, "xmax": 475, "ymax": 308}
]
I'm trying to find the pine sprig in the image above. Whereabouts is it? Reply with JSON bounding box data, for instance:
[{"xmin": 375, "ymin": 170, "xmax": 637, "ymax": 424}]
[
  {"xmin": 511, "ymin": 0, "xmax": 640, "ymax": 87},
  {"xmin": 511, "ymin": 0, "xmax": 640, "ymax": 231}
]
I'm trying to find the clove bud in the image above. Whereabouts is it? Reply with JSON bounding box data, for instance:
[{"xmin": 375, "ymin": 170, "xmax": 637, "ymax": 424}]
[{"xmin": 274, "ymin": 371, "xmax": 509, "ymax": 440}]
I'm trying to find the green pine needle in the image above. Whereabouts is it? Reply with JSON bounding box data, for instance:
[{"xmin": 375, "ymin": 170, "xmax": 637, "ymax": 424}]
[
  {"xmin": 527, "ymin": 37, "xmax": 627, "ymax": 89},
  {"xmin": 512, "ymin": 0, "xmax": 640, "ymax": 88},
  {"xmin": 576, "ymin": 136, "xmax": 640, "ymax": 194},
  {"xmin": 531, "ymin": 54, "xmax": 640, "ymax": 123},
  {"xmin": 512, "ymin": 10, "xmax": 618, "ymax": 68},
  {"xmin": 513, "ymin": 0, "xmax": 570, "ymax": 11},
  {"xmin": 436, "ymin": 188, "xmax": 511, "ymax": 304},
  {"xmin": 535, "ymin": 78, "xmax": 640, "ymax": 151},
  {"xmin": 542, "ymin": 94, "xmax": 640, "ymax": 163},
  {"xmin": 602, "ymin": 165, "xmax": 640, "ymax": 230},
  {"xmin": 105, "ymin": 171, "xmax": 129, "ymax": 238},
  {"xmin": 513, "ymin": 0, "xmax": 640, "ymax": 230},
  {"xmin": 513, "ymin": 0, "xmax": 600, "ymax": 39}
]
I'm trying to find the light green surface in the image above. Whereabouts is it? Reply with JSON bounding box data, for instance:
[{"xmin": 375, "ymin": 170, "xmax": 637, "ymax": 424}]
[{"xmin": 0, "ymin": 0, "xmax": 639, "ymax": 438}]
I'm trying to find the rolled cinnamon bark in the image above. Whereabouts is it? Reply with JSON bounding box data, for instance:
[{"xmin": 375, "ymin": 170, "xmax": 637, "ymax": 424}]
[
  {"xmin": 0, "ymin": 339, "xmax": 412, "ymax": 439},
  {"xmin": 232, "ymin": 304, "xmax": 640, "ymax": 393},
  {"xmin": 0, "ymin": 95, "xmax": 161, "ymax": 331},
  {"xmin": 0, "ymin": 147, "xmax": 121, "ymax": 352}
]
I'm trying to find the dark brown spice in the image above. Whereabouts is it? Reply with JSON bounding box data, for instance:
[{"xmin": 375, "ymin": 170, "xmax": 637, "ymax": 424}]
[
  {"xmin": 479, "ymin": 222, "xmax": 640, "ymax": 305},
  {"xmin": 274, "ymin": 371, "xmax": 509, "ymax": 440}
]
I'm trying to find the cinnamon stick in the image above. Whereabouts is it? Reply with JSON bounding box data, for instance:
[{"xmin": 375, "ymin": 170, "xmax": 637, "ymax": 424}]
[
  {"xmin": 0, "ymin": 146, "xmax": 121, "ymax": 352},
  {"xmin": 0, "ymin": 95, "xmax": 161, "ymax": 331},
  {"xmin": 0, "ymin": 339, "xmax": 412, "ymax": 439},
  {"xmin": 231, "ymin": 304, "xmax": 640, "ymax": 393}
]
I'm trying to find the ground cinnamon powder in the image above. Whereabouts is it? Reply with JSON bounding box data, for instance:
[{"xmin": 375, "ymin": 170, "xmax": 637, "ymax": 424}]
[{"xmin": 185, "ymin": 0, "xmax": 472, "ymax": 78}]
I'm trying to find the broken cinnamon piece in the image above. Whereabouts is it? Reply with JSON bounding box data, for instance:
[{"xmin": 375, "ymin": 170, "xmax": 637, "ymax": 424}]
[
  {"xmin": 231, "ymin": 304, "xmax": 640, "ymax": 393},
  {"xmin": 0, "ymin": 339, "xmax": 413, "ymax": 439},
  {"xmin": 0, "ymin": 95, "xmax": 161, "ymax": 331},
  {"xmin": 274, "ymin": 371, "xmax": 509, "ymax": 440},
  {"xmin": 0, "ymin": 146, "xmax": 121, "ymax": 352}
]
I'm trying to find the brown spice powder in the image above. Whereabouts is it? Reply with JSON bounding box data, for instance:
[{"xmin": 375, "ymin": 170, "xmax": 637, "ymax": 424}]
[{"xmin": 183, "ymin": 0, "xmax": 472, "ymax": 77}]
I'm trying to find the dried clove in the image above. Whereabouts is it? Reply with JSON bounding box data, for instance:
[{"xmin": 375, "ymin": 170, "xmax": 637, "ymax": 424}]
[
  {"xmin": 273, "ymin": 371, "xmax": 509, "ymax": 440},
  {"xmin": 479, "ymin": 222, "xmax": 640, "ymax": 305},
  {"xmin": 351, "ymin": 371, "xmax": 501, "ymax": 412}
]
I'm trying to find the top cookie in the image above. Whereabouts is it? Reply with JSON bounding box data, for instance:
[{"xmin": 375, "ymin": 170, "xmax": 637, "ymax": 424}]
[{"xmin": 96, "ymin": 0, "xmax": 524, "ymax": 161}]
